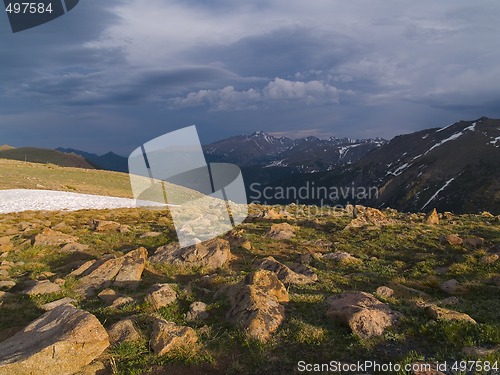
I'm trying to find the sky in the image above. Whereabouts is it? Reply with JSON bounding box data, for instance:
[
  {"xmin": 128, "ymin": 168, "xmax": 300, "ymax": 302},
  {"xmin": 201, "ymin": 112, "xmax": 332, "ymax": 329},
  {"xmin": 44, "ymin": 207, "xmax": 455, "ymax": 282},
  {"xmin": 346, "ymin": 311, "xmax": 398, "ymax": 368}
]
[{"xmin": 1, "ymin": 0, "xmax": 500, "ymax": 155}]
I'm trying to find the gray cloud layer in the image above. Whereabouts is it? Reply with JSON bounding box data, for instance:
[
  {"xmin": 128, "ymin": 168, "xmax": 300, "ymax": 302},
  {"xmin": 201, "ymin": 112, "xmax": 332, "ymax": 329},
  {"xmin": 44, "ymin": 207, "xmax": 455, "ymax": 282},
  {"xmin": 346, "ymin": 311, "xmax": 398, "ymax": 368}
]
[{"xmin": 1, "ymin": 0, "xmax": 500, "ymax": 153}]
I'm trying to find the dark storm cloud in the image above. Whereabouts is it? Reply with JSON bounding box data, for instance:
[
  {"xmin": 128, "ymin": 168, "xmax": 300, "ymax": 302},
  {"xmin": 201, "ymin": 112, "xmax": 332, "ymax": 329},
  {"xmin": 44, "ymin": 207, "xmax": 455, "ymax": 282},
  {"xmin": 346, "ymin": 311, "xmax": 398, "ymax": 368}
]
[
  {"xmin": 186, "ymin": 26, "xmax": 358, "ymax": 78},
  {"xmin": 1, "ymin": 0, "xmax": 500, "ymax": 153},
  {"xmin": 19, "ymin": 66, "xmax": 238, "ymax": 106}
]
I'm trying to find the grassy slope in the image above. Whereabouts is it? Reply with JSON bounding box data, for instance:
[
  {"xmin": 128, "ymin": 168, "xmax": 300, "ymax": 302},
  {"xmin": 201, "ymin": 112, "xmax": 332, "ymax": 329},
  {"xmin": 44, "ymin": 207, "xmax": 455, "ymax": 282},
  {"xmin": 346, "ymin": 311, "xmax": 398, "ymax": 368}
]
[
  {"xmin": 0, "ymin": 147, "xmax": 97, "ymax": 169},
  {"xmin": 0, "ymin": 206, "xmax": 498, "ymax": 374},
  {"xmin": 0, "ymin": 158, "xmax": 133, "ymax": 198}
]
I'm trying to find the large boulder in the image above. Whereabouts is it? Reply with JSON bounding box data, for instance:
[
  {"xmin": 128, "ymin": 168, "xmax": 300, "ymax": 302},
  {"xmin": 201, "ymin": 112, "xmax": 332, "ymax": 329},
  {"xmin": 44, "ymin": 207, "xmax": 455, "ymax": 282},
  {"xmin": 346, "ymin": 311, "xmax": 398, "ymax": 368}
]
[
  {"xmin": 326, "ymin": 291, "xmax": 398, "ymax": 339},
  {"xmin": 226, "ymin": 270, "xmax": 289, "ymax": 342},
  {"xmin": 150, "ymin": 319, "xmax": 198, "ymax": 356},
  {"xmin": 76, "ymin": 248, "xmax": 147, "ymax": 297},
  {"xmin": 260, "ymin": 256, "xmax": 317, "ymax": 285},
  {"xmin": 0, "ymin": 305, "xmax": 109, "ymax": 375},
  {"xmin": 150, "ymin": 238, "xmax": 230, "ymax": 271}
]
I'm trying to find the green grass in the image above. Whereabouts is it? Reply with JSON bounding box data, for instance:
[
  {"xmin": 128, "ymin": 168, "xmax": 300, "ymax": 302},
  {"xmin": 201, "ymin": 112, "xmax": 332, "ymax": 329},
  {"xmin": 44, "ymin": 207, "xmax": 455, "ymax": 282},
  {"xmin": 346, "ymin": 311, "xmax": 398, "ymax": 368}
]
[{"xmin": 0, "ymin": 205, "xmax": 499, "ymax": 374}]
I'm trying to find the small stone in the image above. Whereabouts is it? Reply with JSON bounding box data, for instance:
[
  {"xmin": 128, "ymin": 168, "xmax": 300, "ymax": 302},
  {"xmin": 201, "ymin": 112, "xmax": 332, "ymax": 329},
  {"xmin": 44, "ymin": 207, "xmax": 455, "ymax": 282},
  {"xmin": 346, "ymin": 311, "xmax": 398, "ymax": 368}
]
[
  {"xmin": 375, "ymin": 286, "xmax": 394, "ymax": 298},
  {"xmin": 150, "ymin": 319, "xmax": 198, "ymax": 355},
  {"xmin": 111, "ymin": 296, "xmax": 134, "ymax": 308},
  {"xmin": 54, "ymin": 278, "xmax": 65, "ymax": 286},
  {"xmin": 92, "ymin": 220, "xmax": 122, "ymax": 232},
  {"xmin": 267, "ymin": 223, "xmax": 296, "ymax": 240},
  {"xmin": 439, "ymin": 234, "xmax": 463, "ymax": 246},
  {"xmin": 108, "ymin": 319, "xmax": 142, "ymax": 345},
  {"xmin": 240, "ymin": 240, "xmax": 252, "ymax": 251},
  {"xmin": 463, "ymin": 237, "xmax": 485, "ymax": 247},
  {"xmin": 98, "ymin": 288, "xmax": 120, "ymax": 305},
  {"xmin": 61, "ymin": 243, "xmax": 90, "ymax": 253},
  {"xmin": 140, "ymin": 232, "xmax": 162, "ymax": 238},
  {"xmin": 186, "ymin": 301, "xmax": 209, "ymax": 322},
  {"xmin": 144, "ymin": 284, "xmax": 177, "ymax": 309},
  {"xmin": 38, "ymin": 271, "xmax": 56, "ymax": 280},
  {"xmin": 119, "ymin": 225, "xmax": 131, "ymax": 234},
  {"xmin": 425, "ymin": 208, "xmax": 440, "ymax": 225},
  {"xmin": 462, "ymin": 345, "xmax": 500, "ymax": 357},
  {"xmin": 322, "ymin": 251, "xmax": 359, "ymax": 263},
  {"xmin": 480, "ymin": 254, "xmax": 499, "ymax": 264},
  {"xmin": 427, "ymin": 305, "xmax": 476, "ymax": 324},
  {"xmin": 0, "ymin": 280, "xmax": 16, "ymax": 290},
  {"xmin": 440, "ymin": 279, "xmax": 461, "ymax": 295},
  {"xmin": 22, "ymin": 280, "xmax": 62, "ymax": 295},
  {"xmin": 440, "ymin": 296, "xmax": 460, "ymax": 306}
]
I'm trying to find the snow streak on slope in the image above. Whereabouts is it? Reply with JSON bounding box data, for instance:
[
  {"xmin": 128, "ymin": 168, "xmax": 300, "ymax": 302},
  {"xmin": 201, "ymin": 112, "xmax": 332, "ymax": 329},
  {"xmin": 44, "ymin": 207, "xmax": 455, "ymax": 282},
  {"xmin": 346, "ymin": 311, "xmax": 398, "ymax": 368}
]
[
  {"xmin": 424, "ymin": 123, "xmax": 476, "ymax": 155},
  {"xmin": 421, "ymin": 178, "xmax": 455, "ymax": 210},
  {"xmin": 0, "ymin": 189, "xmax": 166, "ymax": 214}
]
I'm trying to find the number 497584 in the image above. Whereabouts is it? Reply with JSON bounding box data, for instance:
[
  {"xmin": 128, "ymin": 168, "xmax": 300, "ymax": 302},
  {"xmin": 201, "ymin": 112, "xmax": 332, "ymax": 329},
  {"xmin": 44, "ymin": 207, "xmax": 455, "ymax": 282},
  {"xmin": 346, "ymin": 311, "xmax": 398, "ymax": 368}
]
[{"xmin": 5, "ymin": 2, "xmax": 54, "ymax": 14}]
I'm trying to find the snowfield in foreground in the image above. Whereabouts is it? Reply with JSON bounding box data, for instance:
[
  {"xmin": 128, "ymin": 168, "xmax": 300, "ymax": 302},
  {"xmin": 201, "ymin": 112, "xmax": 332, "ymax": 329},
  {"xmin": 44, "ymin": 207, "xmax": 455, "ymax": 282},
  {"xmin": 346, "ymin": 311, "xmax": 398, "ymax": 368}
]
[{"xmin": 0, "ymin": 189, "xmax": 166, "ymax": 214}]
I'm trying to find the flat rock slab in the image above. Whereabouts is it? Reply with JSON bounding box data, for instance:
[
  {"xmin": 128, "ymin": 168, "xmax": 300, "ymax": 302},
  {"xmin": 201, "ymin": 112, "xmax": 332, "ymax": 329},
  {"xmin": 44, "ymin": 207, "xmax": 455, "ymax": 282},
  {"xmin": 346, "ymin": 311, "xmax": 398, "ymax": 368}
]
[
  {"xmin": 0, "ymin": 305, "xmax": 109, "ymax": 375},
  {"xmin": 33, "ymin": 228, "xmax": 78, "ymax": 247},
  {"xmin": 76, "ymin": 247, "xmax": 147, "ymax": 296}
]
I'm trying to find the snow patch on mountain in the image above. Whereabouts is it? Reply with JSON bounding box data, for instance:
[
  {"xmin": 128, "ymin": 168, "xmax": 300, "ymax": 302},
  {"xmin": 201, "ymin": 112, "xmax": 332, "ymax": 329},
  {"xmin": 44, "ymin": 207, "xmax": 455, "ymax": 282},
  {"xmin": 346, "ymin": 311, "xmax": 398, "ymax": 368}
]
[{"xmin": 421, "ymin": 178, "xmax": 455, "ymax": 210}]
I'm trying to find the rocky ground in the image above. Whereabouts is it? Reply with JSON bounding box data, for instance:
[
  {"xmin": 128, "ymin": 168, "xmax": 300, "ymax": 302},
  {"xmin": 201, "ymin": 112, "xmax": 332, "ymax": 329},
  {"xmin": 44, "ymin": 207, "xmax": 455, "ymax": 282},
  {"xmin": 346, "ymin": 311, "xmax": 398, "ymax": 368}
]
[{"xmin": 0, "ymin": 204, "xmax": 499, "ymax": 374}]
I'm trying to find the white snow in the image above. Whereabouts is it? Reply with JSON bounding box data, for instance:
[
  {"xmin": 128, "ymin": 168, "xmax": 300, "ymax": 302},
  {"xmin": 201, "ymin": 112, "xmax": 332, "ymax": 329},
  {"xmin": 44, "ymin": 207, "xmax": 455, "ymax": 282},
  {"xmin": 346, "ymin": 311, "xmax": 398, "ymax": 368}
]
[
  {"xmin": 425, "ymin": 131, "xmax": 463, "ymax": 154},
  {"xmin": 489, "ymin": 136, "xmax": 500, "ymax": 147},
  {"xmin": 421, "ymin": 178, "xmax": 455, "ymax": 211},
  {"xmin": 436, "ymin": 123, "xmax": 454, "ymax": 132},
  {"xmin": 338, "ymin": 143, "xmax": 361, "ymax": 159},
  {"xmin": 425, "ymin": 123, "xmax": 476, "ymax": 155},
  {"xmin": 0, "ymin": 189, "xmax": 167, "ymax": 214},
  {"xmin": 387, "ymin": 163, "xmax": 411, "ymax": 176}
]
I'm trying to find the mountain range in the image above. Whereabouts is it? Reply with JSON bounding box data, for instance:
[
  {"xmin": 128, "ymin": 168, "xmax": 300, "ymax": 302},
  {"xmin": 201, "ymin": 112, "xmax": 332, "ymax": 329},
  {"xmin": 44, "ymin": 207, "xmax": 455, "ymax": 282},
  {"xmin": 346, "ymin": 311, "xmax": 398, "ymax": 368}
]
[
  {"xmin": 1, "ymin": 116, "xmax": 498, "ymax": 214},
  {"xmin": 204, "ymin": 131, "xmax": 386, "ymax": 172},
  {"xmin": 56, "ymin": 148, "xmax": 129, "ymax": 173}
]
